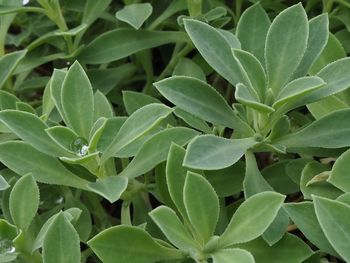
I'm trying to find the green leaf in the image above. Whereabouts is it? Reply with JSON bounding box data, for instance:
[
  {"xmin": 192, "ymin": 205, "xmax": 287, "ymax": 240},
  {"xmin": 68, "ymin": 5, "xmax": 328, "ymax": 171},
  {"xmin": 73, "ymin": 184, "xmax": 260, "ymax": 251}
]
[
  {"xmin": 276, "ymin": 109, "xmax": 350, "ymax": 149},
  {"xmin": 149, "ymin": 206, "xmax": 198, "ymax": 251},
  {"xmin": 0, "ymin": 90, "xmax": 19, "ymax": 110},
  {"xmin": 82, "ymin": 0, "xmax": 112, "ymax": 26},
  {"xmin": 212, "ymin": 248, "xmax": 255, "ymax": 263},
  {"xmin": 301, "ymin": 162, "xmax": 342, "ymax": 200},
  {"xmin": 236, "ymin": 3, "xmax": 270, "ymax": 65},
  {"xmin": 265, "ymin": 3, "xmax": 308, "ymax": 94},
  {"xmin": 232, "ymin": 49, "xmax": 267, "ymax": 101},
  {"xmin": 329, "ymin": 149, "xmax": 350, "ymax": 192},
  {"xmin": 50, "ymin": 69, "xmax": 67, "ymax": 121},
  {"xmin": 116, "ymin": 3, "xmax": 153, "ymax": 30},
  {"xmin": 87, "ymin": 176, "xmax": 128, "ymax": 203},
  {"xmin": 155, "ymin": 76, "xmax": 252, "ymax": 134},
  {"xmin": 119, "ymin": 127, "xmax": 198, "ymax": 178},
  {"xmin": 173, "ymin": 57, "xmax": 206, "ymax": 81},
  {"xmin": 123, "ymin": 90, "xmax": 161, "ymax": 115},
  {"xmin": 166, "ymin": 143, "xmax": 188, "ymax": 218},
  {"xmin": 0, "ymin": 110, "xmax": 72, "ymax": 157},
  {"xmin": 93, "ymin": 91, "xmax": 114, "ymax": 121},
  {"xmin": 284, "ymin": 202, "xmax": 338, "ymax": 256},
  {"xmin": 183, "ymin": 172, "xmax": 219, "ymax": 243},
  {"xmin": 219, "ymin": 191, "xmax": 285, "ymax": 247},
  {"xmin": 43, "ymin": 212, "xmax": 80, "ymax": 263},
  {"xmin": 235, "ymin": 83, "xmax": 274, "ymax": 114},
  {"xmin": 101, "ymin": 103, "xmax": 172, "ymax": 163},
  {"xmin": 0, "ymin": 50, "xmax": 26, "ymax": 89},
  {"xmin": 0, "ymin": 174, "xmax": 9, "ymax": 191},
  {"xmin": 183, "ymin": 19, "xmax": 244, "ymax": 86},
  {"xmin": 313, "ymin": 195, "xmax": 350, "ymax": 262},
  {"xmin": 61, "ymin": 61, "xmax": 94, "ymax": 138},
  {"xmin": 9, "ymin": 174, "xmax": 39, "ymax": 231},
  {"xmin": 184, "ymin": 135, "xmax": 257, "ymax": 170},
  {"xmin": 88, "ymin": 225, "xmax": 183, "ymax": 263},
  {"xmin": 0, "ymin": 141, "xmax": 88, "ymax": 189},
  {"xmin": 174, "ymin": 107, "xmax": 212, "ymax": 133},
  {"xmin": 205, "ymin": 161, "xmax": 245, "ymax": 197},
  {"xmin": 297, "ymin": 57, "xmax": 350, "ymax": 107},
  {"xmin": 79, "ymin": 29, "xmax": 188, "ymax": 64},
  {"xmin": 292, "ymin": 14, "xmax": 329, "ymax": 78},
  {"xmin": 237, "ymin": 234, "xmax": 313, "ymax": 263},
  {"xmin": 307, "ymin": 95, "xmax": 349, "ymax": 120},
  {"xmin": 45, "ymin": 126, "xmax": 78, "ymax": 152},
  {"xmin": 273, "ymin": 76, "xmax": 325, "ymax": 109}
]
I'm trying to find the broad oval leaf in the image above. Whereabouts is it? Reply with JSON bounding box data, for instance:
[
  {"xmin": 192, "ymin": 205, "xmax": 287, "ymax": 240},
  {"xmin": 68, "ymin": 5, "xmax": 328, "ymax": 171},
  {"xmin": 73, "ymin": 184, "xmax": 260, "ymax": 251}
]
[
  {"xmin": 154, "ymin": 76, "xmax": 253, "ymax": 134},
  {"xmin": 88, "ymin": 225, "xmax": 183, "ymax": 263},
  {"xmin": 212, "ymin": 248, "xmax": 255, "ymax": 263},
  {"xmin": 149, "ymin": 206, "xmax": 198, "ymax": 251},
  {"xmin": 183, "ymin": 19, "xmax": 244, "ymax": 87},
  {"xmin": 284, "ymin": 202, "xmax": 338, "ymax": 256},
  {"xmin": 184, "ymin": 135, "xmax": 257, "ymax": 170},
  {"xmin": 79, "ymin": 29, "xmax": 188, "ymax": 64},
  {"xmin": 87, "ymin": 176, "xmax": 128, "ymax": 203},
  {"xmin": 9, "ymin": 174, "xmax": 39, "ymax": 231},
  {"xmin": 183, "ymin": 172, "xmax": 219, "ymax": 244},
  {"xmin": 43, "ymin": 212, "xmax": 80, "ymax": 263},
  {"xmin": 61, "ymin": 61, "xmax": 94, "ymax": 138},
  {"xmin": 116, "ymin": 3, "xmax": 153, "ymax": 30},
  {"xmin": 236, "ymin": 3, "xmax": 270, "ymax": 65},
  {"xmin": 329, "ymin": 149, "xmax": 350, "ymax": 192},
  {"xmin": 265, "ymin": 3, "xmax": 308, "ymax": 94},
  {"xmin": 219, "ymin": 191, "xmax": 285, "ymax": 247},
  {"xmin": 313, "ymin": 195, "xmax": 350, "ymax": 262},
  {"xmin": 101, "ymin": 103, "xmax": 173, "ymax": 163}
]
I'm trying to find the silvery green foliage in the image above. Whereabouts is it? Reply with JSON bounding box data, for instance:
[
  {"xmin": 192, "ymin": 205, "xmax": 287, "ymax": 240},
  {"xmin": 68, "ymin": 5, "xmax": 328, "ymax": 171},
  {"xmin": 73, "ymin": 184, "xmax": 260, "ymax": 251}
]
[{"xmin": 0, "ymin": 1, "xmax": 350, "ymax": 263}]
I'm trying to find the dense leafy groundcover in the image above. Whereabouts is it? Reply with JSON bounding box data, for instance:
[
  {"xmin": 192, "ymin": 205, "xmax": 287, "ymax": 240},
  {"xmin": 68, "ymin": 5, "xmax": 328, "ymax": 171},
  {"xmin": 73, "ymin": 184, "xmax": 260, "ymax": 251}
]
[{"xmin": 1, "ymin": 0, "xmax": 350, "ymax": 262}]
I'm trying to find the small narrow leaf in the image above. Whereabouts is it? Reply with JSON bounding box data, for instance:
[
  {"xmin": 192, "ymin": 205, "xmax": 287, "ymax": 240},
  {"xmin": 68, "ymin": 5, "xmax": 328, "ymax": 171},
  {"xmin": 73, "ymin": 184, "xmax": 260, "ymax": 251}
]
[
  {"xmin": 149, "ymin": 206, "xmax": 198, "ymax": 251},
  {"xmin": 61, "ymin": 61, "xmax": 94, "ymax": 138},
  {"xmin": 42, "ymin": 213, "xmax": 80, "ymax": 263},
  {"xmin": 265, "ymin": 3, "xmax": 308, "ymax": 93},
  {"xmin": 273, "ymin": 76, "xmax": 325, "ymax": 109},
  {"xmin": 116, "ymin": 3, "xmax": 153, "ymax": 30},
  {"xmin": 275, "ymin": 109, "xmax": 350, "ymax": 149},
  {"xmin": 219, "ymin": 191, "xmax": 285, "ymax": 247},
  {"xmin": 235, "ymin": 83, "xmax": 274, "ymax": 114},
  {"xmin": 88, "ymin": 226, "xmax": 183, "ymax": 263},
  {"xmin": 184, "ymin": 135, "xmax": 257, "ymax": 170},
  {"xmin": 9, "ymin": 174, "xmax": 39, "ymax": 231},
  {"xmin": 0, "ymin": 110, "xmax": 72, "ymax": 157},
  {"xmin": 183, "ymin": 172, "xmax": 219, "ymax": 243},
  {"xmin": 0, "ymin": 50, "xmax": 27, "ymax": 89}
]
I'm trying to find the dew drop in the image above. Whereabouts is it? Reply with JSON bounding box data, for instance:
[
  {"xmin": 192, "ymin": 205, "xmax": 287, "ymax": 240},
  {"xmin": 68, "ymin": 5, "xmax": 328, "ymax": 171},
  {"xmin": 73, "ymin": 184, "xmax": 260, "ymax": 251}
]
[
  {"xmin": 22, "ymin": 0, "xmax": 29, "ymax": 5},
  {"xmin": 70, "ymin": 137, "xmax": 89, "ymax": 156},
  {"xmin": 0, "ymin": 239, "xmax": 15, "ymax": 254},
  {"xmin": 54, "ymin": 196, "xmax": 64, "ymax": 204}
]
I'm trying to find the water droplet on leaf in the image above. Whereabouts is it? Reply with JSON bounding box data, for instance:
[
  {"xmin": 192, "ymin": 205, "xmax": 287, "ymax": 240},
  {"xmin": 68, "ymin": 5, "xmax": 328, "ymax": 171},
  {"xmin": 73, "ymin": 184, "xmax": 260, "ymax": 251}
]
[
  {"xmin": 70, "ymin": 137, "xmax": 89, "ymax": 156},
  {"xmin": 0, "ymin": 239, "xmax": 15, "ymax": 254}
]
